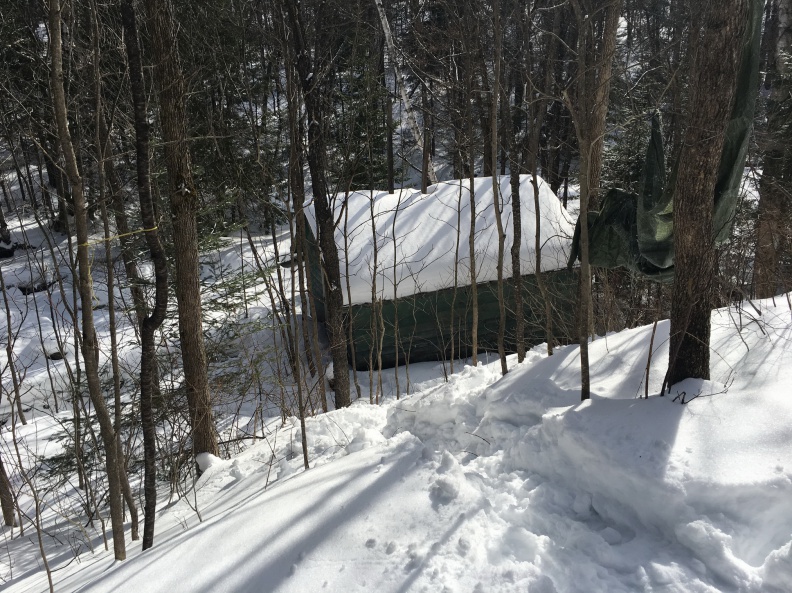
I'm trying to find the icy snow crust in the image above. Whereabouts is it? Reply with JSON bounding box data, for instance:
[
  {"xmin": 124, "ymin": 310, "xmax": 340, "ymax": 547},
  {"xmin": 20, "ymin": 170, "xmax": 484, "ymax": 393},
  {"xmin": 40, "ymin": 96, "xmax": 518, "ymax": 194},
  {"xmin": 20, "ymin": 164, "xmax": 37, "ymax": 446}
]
[
  {"xmin": 7, "ymin": 297, "xmax": 792, "ymax": 593},
  {"xmin": 305, "ymin": 175, "xmax": 575, "ymax": 305}
]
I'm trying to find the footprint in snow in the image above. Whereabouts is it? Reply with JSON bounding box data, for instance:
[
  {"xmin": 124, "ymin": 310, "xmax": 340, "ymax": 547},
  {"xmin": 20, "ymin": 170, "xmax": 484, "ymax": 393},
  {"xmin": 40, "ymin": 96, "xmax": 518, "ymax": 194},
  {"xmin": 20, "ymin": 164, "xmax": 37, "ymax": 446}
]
[
  {"xmin": 457, "ymin": 537, "xmax": 471, "ymax": 556},
  {"xmin": 404, "ymin": 544, "xmax": 423, "ymax": 572},
  {"xmin": 600, "ymin": 526, "xmax": 622, "ymax": 545}
]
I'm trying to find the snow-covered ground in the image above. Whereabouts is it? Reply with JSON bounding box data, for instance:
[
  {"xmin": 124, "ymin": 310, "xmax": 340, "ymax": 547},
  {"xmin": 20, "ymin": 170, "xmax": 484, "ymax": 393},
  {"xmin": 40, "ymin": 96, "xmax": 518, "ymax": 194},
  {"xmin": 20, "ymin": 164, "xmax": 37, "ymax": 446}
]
[
  {"xmin": 2, "ymin": 164, "xmax": 790, "ymax": 592},
  {"xmin": 4, "ymin": 291, "xmax": 792, "ymax": 592}
]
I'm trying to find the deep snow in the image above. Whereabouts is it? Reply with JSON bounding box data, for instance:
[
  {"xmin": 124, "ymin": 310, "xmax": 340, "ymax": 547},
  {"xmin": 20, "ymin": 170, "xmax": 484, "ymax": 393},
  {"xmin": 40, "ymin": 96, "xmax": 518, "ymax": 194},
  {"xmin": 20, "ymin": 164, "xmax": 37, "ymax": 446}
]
[
  {"xmin": 1, "ymin": 166, "xmax": 790, "ymax": 593},
  {"xmin": 304, "ymin": 175, "xmax": 575, "ymax": 305},
  {"xmin": 4, "ymin": 294, "xmax": 792, "ymax": 593}
]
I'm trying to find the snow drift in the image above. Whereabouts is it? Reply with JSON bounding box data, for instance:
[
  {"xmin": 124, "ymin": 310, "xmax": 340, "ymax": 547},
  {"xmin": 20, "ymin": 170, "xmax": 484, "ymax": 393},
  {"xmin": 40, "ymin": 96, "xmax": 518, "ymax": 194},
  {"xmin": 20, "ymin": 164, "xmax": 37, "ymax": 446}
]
[
  {"xmin": 5, "ymin": 296, "xmax": 786, "ymax": 593},
  {"xmin": 305, "ymin": 175, "xmax": 575, "ymax": 305}
]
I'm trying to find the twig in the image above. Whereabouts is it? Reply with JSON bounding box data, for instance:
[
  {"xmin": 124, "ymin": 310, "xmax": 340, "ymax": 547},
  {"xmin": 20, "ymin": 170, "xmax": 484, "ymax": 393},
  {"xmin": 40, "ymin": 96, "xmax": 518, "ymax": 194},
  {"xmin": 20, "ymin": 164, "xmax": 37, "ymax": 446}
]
[
  {"xmin": 465, "ymin": 432, "xmax": 490, "ymax": 445},
  {"xmin": 644, "ymin": 320, "xmax": 658, "ymax": 399}
]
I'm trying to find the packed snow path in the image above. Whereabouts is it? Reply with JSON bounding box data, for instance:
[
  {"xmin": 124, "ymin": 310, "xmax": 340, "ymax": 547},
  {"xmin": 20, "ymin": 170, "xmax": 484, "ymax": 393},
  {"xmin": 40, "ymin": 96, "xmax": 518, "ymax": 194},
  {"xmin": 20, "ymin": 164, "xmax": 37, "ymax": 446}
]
[{"xmin": 4, "ymin": 298, "xmax": 792, "ymax": 593}]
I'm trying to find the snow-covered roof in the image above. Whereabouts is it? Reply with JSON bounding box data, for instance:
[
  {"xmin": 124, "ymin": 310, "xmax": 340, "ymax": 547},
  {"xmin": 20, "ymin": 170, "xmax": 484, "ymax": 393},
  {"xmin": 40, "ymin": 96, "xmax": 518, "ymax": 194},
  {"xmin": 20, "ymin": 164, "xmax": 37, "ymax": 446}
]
[{"xmin": 305, "ymin": 175, "xmax": 574, "ymax": 306}]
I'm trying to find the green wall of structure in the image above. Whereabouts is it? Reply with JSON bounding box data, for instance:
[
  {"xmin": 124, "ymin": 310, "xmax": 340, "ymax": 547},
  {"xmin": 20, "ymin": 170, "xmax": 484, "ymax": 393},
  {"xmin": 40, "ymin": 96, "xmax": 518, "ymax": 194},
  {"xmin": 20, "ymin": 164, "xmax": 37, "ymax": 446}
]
[
  {"xmin": 305, "ymin": 219, "xmax": 577, "ymax": 371},
  {"xmin": 345, "ymin": 269, "xmax": 577, "ymax": 371}
]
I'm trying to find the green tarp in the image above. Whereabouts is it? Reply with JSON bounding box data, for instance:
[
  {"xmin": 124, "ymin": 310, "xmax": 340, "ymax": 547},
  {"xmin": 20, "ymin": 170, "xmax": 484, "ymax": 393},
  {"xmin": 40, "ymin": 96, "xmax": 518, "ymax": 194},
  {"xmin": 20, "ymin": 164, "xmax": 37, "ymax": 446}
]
[
  {"xmin": 346, "ymin": 269, "xmax": 577, "ymax": 371},
  {"xmin": 568, "ymin": 0, "xmax": 762, "ymax": 281}
]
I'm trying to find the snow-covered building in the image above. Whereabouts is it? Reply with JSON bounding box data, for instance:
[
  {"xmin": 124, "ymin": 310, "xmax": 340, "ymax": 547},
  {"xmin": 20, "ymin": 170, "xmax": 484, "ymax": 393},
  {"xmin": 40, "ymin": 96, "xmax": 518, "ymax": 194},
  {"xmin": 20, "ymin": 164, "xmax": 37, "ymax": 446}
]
[{"xmin": 305, "ymin": 175, "xmax": 577, "ymax": 370}]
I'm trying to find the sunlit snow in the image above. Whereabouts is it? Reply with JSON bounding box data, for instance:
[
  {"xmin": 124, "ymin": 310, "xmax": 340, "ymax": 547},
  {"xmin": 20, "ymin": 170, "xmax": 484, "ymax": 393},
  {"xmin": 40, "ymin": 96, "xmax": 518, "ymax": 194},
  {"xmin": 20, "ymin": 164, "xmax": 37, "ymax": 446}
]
[{"xmin": 2, "ymin": 174, "xmax": 791, "ymax": 593}]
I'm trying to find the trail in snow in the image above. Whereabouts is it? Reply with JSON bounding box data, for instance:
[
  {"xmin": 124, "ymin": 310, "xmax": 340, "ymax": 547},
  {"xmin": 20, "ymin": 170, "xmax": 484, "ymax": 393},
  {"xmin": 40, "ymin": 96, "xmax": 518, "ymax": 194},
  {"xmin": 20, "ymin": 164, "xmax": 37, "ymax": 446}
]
[{"xmin": 4, "ymin": 296, "xmax": 791, "ymax": 593}]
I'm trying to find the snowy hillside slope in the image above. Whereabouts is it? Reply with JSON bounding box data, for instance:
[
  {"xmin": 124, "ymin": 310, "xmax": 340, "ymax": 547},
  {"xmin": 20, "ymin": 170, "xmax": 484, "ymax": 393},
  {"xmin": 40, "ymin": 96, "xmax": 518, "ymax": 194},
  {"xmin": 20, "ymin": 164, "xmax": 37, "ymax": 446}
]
[{"xmin": 5, "ymin": 296, "xmax": 791, "ymax": 593}]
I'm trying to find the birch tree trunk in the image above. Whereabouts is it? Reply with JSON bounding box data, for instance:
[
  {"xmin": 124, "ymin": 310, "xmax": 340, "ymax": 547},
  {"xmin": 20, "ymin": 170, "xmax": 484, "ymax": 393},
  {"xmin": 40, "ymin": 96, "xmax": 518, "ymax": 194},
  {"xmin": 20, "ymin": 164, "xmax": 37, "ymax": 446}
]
[{"xmin": 373, "ymin": 0, "xmax": 437, "ymax": 185}]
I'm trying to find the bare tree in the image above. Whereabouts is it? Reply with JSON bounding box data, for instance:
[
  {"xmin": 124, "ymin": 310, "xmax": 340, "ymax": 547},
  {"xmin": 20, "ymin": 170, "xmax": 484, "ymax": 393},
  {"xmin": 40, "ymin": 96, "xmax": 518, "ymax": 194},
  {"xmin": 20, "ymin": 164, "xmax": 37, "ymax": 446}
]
[
  {"xmin": 143, "ymin": 0, "xmax": 218, "ymax": 456},
  {"xmin": 527, "ymin": 2, "xmax": 563, "ymax": 357},
  {"xmin": 490, "ymin": 0, "xmax": 508, "ymax": 375},
  {"xmin": 90, "ymin": 0, "xmax": 139, "ymax": 542},
  {"xmin": 121, "ymin": 0, "xmax": 170, "ymax": 549},
  {"xmin": 754, "ymin": 0, "xmax": 792, "ymax": 298},
  {"xmin": 283, "ymin": 0, "xmax": 351, "ymax": 408},
  {"xmin": 374, "ymin": 0, "xmax": 438, "ymax": 186},
  {"xmin": 566, "ymin": 0, "xmax": 623, "ymax": 400},
  {"xmin": 48, "ymin": 0, "xmax": 126, "ymax": 560}
]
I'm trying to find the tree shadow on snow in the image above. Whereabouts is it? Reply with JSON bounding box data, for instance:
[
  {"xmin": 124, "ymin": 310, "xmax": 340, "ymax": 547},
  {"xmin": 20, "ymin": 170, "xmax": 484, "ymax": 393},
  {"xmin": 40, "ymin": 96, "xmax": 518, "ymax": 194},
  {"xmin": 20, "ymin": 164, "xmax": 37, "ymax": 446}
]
[{"xmin": 74, "ymin": 440, "xmax": 425, "ymax": 593}]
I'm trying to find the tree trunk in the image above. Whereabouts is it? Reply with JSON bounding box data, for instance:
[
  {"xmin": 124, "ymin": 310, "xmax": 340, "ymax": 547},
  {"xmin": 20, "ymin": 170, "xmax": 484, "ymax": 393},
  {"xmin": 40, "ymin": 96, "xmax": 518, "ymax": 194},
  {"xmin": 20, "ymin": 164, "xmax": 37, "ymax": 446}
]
[
  {"xmin": 569, "ymin": 0, "xmax": 622, "ymax": 400},
  {"xmin": 48, "ymin": 0, "xmax": 126, "ymax": 560},
  {"xmin": 509, "ymin": 165, "xmax": 525, "ymax": 361},
  {"xmin": 284, "ymin": 0, "xmax": 351, "ymax": 408},
  {"xmin": 143, "ymin": 0, "xmax": 218, "ymax": 456},
  {"xmin": 0, "ymin": 452, "xmax": 16, "ymax": 527},
  {"xmin": 667, "ymin": 0, "xmax": 749, "ymax": 386},
  {"xmin": 526, "ymin": 2, "xmax": 562, "ymax": 358},
  {"xmin": 91, "ymin": 0, "xmax": 140, "ymax": 542},
  {"xmin": 468, "ymin": 108, "xmax": 479, "ymax": 367},
  {"xmin": 121, "ymin": 0, "xmax": 170, "ymax": 549},
  {"xmin": 490, "ymin": 0, "xmax": 508, "ymax": 376},
  {"xmin": 754, "ymin": 0, "xmax": 791, "ymax": 298},
  {"xmin": 421, "ymin": 86, "xmax": 431, "ymax": 194},
  {"xmin": 373, "ymin": 0, "xmax": 437, "ymax": 185}
]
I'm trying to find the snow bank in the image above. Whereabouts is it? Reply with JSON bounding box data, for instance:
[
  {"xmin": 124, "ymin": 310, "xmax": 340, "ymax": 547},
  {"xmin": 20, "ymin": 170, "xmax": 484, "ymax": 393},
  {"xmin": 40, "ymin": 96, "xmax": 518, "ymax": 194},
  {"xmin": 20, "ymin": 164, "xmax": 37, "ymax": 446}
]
[
  {"xmin": 7, "ymin": 291, "xmax": 792, "ymax": 593},
  {"xmin": 305, "ymin": 175, "xmax": 574, "ymax": 305},
  {"xmin": 386, "ymin": 297, "xmax": 792, "ymax": 591}
]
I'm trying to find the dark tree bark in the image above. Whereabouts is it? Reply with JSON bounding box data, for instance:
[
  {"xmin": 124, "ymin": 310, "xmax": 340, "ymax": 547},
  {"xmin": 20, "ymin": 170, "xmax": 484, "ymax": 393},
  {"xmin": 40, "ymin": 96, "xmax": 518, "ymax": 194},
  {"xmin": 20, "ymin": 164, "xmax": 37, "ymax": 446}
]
[
  {"xmin": 284, "ymin": 0, "xmax": 351, "ymax": 408},
  {"xmin": 467, "ymin": 69, "xmax": 479, "ymax": 367},
  {"xmin": 506, "ymin": 0, "xmax": 528, "ymax": 363},
  {"xmin": 667, "ymin": 0, "xmax": 749, "ymax": 385},
  {"xmin": 143, "ymin": 0, "xmax": 218, "ymax": 455},
  {"xmin": 121, "ymin": 0, "xmax": 169, "ymax": 550},
  {"xmin": 490, "ymin": 0, "xmax": 508, "ymax": 376},
  {"xmin": 385, "ymin": 73, "xmax": 395, "ymax": 194},
  {"xmin": 568, "ymin": 0, "xmax": 622, "ymax": 400},
  {"xmin": 421, "ymin": 85, "xmax": 431, "ymax": 194},
  {"xmin": 509, "ymin": 160, "xmax": 525, "ymax": 361},
  {"xmin": 754, "ymin": 0, "xmax": 792, "ymax": 298},
  {"xmin": 0, "ymin": 452, "xmax": 16, "ymax": 527}
]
